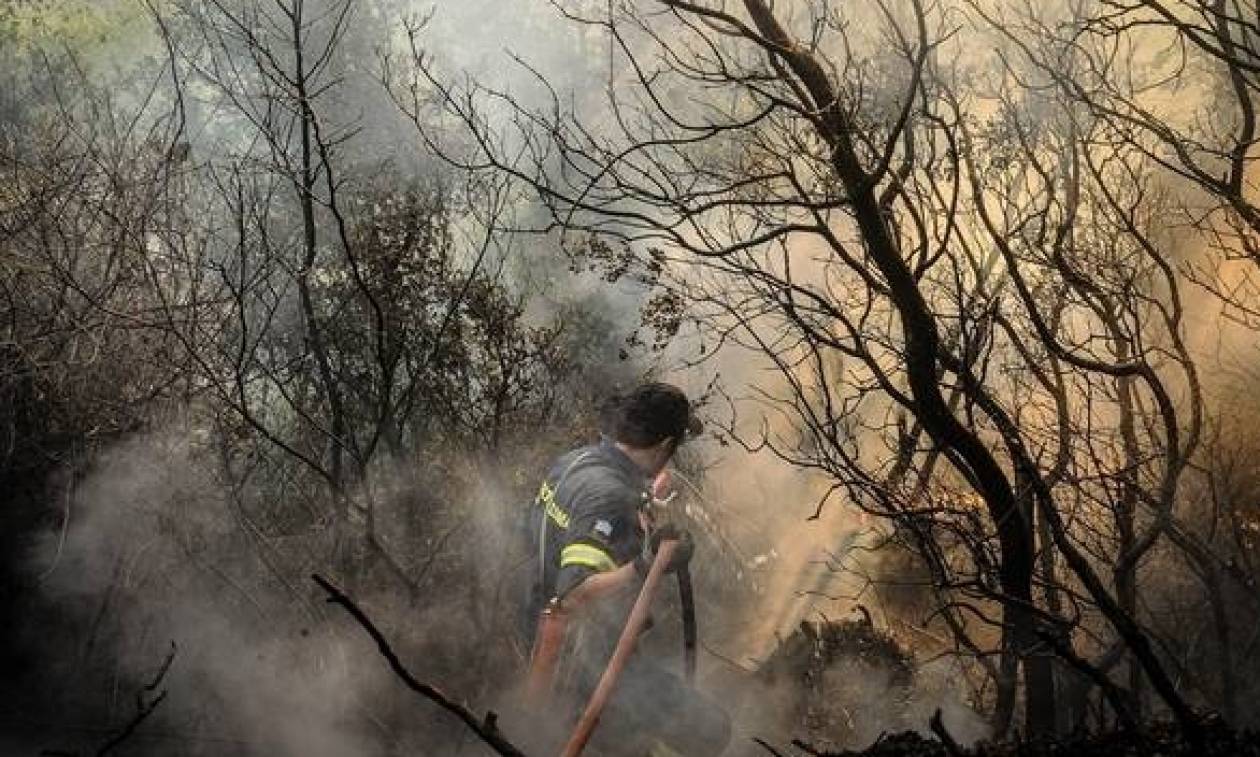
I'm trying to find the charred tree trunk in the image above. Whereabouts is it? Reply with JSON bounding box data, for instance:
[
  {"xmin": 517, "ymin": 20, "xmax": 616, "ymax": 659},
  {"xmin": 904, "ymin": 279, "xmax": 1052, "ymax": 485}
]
[
  {"xmin": 1168, "ymin": 524, "xmax": 1241, "ymax": 724},
  {"xmin": 1206, "ymin": 565, "xmax": 1239, "ymax": 722},
  {"xmin": 1114, "ymin": 346, "xmax": 1145, "ymax": 718},
  {"xmin": 1019, "ymin": 478, "xmax": 1057, "ymax": 735},
  {"xmin": 1020, "ymin": 611, "xmax": 1059, "ymax": 735},
  {"xmin": 1037, "ymin": 480, "xmax": 1066, "ymax": 734}
]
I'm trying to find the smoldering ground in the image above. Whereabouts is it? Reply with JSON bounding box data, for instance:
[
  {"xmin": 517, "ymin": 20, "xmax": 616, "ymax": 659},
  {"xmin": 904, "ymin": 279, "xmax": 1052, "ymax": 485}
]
[
  {"xmin": 10, "ymin": 426, "xmax": 553, "ymax": 754},
  {"xmin": 16, "ymin": 431, "xmax": 447, "ymax": 755},
  {"xmin": 9, "ymin": 418, "xmax": 990, "ymax": 756}
]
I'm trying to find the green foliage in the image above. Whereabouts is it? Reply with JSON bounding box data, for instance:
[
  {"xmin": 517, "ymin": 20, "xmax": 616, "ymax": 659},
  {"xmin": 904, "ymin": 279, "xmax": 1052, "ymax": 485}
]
[{"xmin": 1, "ymin": 0, "xmax": 151, "ymax": 57}]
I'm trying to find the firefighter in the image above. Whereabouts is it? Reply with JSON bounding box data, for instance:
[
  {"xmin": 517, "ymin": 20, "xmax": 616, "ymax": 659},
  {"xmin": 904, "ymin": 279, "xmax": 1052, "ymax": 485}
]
[{"xmin": 521, "ymin": 382, "xmax": 731, "ymax": 757}]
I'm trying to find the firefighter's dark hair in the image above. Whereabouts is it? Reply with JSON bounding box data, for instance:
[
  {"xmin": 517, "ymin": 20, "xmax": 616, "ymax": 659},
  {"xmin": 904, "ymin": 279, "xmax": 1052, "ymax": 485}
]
[{"xmin": 601, "ymin": 382, "xmax": 701, "ymax": 448}]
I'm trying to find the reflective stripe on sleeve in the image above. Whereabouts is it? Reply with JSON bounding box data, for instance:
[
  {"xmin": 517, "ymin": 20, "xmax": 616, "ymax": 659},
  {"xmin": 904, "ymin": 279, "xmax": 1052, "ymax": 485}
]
[{"xmin": 559, "ymin": 542, "xmax": 617, "ymax": 573}]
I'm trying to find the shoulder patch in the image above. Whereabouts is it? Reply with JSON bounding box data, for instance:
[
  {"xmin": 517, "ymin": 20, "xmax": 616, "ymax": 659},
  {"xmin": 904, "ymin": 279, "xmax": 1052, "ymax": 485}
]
[{"xmin": 592, "ymin": 518, "xmax": 614, "ymax": 539}]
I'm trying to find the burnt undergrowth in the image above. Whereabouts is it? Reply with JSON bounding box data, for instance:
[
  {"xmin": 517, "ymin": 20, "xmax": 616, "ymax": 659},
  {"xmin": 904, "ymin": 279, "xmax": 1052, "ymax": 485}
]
[
  {"xmin": 791, "ymin": 718, "xmax": 1260, "ymax": 757},
  {"xmin": 757, "ymin": 620, "xmax": 1260, "ymax": 757}
]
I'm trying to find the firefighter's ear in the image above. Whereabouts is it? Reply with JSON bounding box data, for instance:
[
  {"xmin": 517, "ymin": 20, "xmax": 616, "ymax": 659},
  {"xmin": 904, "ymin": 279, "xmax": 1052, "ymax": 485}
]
[{"xmin": 649, "ymin": 436, "xmax": 678, "ymax": 474}]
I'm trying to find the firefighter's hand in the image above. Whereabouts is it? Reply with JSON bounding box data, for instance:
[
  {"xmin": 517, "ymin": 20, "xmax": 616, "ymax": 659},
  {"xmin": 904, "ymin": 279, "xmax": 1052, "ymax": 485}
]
[{"xmin": 636, "ymin": 524, "xmax": 694, "ymax": 576}]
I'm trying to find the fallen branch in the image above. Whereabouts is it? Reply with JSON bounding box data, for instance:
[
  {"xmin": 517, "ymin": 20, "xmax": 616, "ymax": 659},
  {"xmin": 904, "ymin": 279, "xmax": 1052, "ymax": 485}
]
[
  {"xmin": 311, "ymin": 573, "xmax": 528, "ymax": 757},
  {"xmin": 96, "ymin": 691, "xmax": 168, "ymax": 757}
]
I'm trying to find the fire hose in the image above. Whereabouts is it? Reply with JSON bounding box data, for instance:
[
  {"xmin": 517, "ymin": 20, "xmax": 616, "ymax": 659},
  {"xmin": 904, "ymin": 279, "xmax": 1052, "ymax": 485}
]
[
  {"xmin": 525, "ymin": 532, "xmax": 699, "ymax": 756},
  {"xmin": 677, "ymin": 564, "xmax": 697, "ymax": 683},
  {"xmin": 561, "ymin": 538, "xmax": 679, "ymax": 757}
]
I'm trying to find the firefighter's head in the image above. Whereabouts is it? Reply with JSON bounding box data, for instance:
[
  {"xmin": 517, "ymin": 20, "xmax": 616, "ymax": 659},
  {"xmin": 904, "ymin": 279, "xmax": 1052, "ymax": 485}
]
[{"xmin": 602, "ymin": 382, "xmax": 702, "ymax": 475}]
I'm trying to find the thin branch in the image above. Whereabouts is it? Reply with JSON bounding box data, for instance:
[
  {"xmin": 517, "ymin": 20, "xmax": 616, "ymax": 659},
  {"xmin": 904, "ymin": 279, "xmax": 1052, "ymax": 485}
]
[
  {"xmin": 311, "ymin": 574, "xmax": 528, "ymax": 757},
  {"xmin": 96, "ymin": 642, "xmax": 177, "ymax": 757}
]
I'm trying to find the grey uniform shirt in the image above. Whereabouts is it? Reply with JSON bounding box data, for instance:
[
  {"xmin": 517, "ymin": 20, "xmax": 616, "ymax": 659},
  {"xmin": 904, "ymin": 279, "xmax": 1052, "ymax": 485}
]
[{"xmin": 527, "ymin": 437, "xmax": 650, "ymax": 616}]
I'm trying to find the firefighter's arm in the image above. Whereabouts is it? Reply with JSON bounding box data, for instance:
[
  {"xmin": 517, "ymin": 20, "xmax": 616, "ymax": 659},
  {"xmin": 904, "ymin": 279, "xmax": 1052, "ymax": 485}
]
[
  {"xmin": 554, "ymin": 534, "xmax": 639, "ymax": 610},
  {"xmin": 560, "ymin": 562, "xmax": 639, "ymax": 610}
]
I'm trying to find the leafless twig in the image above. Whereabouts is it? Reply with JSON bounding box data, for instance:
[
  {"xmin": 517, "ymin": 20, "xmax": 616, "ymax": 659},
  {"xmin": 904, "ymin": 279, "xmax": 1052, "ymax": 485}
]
[{"xmin": 96, "ymin": 641, "xmax": 177, "ymax": 756}]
